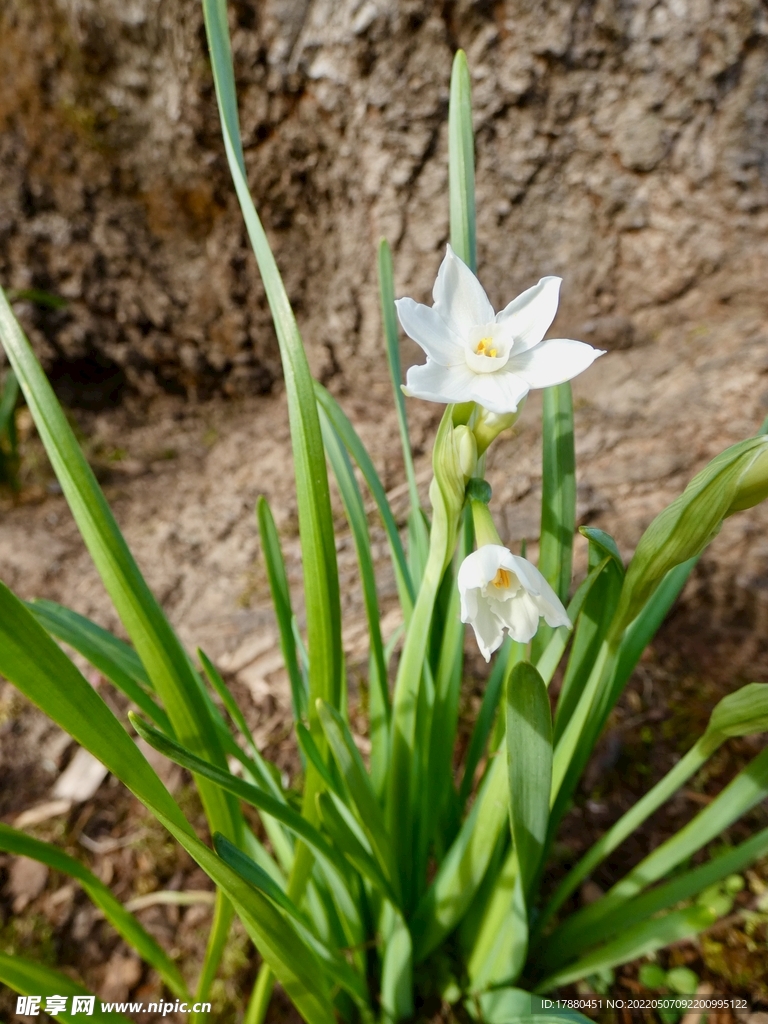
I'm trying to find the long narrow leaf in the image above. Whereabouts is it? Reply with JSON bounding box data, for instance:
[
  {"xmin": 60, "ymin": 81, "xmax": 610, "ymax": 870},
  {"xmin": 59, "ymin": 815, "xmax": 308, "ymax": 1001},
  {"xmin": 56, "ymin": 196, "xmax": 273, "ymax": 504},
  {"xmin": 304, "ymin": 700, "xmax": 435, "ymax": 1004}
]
[
  {"xmin": 213, "ymin": 835, "xmax": 371, "ymax": 1009},
  {"xmin": 29, "ymin": 599, "xmax": 171, "ymax": 734},
  {"xmin": 544, "ymin": 743, "xmax": 768, "ymax": 969},
  {"xmin": 319, "ymin": 411, "xmax": 390, "ymax": 793},
  {"xmin": 130, "ymin": 714, "xmax": 353, "ymax": 887},
  {"xmin": 255, "ymin": 498, "xmax": 307, "ymax": 723},
  {"xmin": 0, "ymin": 825, "xmax": 188, "ymax": 999},
  {"xmin": 201, "ymin": 1, "xmax": 342, "ymax": 724},
  {"xmin": 314, "ymin": 381, "xmax": 414, "ymax": 613},
  {"xmin": 532, "ymin": 383, "xmax": 575, "ymax": 661},
  {"xmin": 448, "ymin": 50, "xmax": 476, "ymax": 270},
  {"xmin": 0, "ymin": 583, "xmax": 335, "ymax": 1023},
  {"xmin": 536, "ymin": 905, "xmax": 716, "ymax": 992},
  {"xmin": 0, "ymin": 953, "xmax": 130, "ymax": 1023},
  {"xmin": 555, "ymin": 825, "xmax": 768, "ymax": 958},
  {"xmin": 316, "ymin": 700, "xmax": 400, "ymax": 901},
  {"xmin": 506, "ymin": 663, "xmax": 552, "ymax": 902},
  {"xmin": 0, "ymin": 289, "xmax": 239, "ymax": 850},
  {"xmin": 378, "ymin": 238, "xmax": 420, "ymax": 517}
]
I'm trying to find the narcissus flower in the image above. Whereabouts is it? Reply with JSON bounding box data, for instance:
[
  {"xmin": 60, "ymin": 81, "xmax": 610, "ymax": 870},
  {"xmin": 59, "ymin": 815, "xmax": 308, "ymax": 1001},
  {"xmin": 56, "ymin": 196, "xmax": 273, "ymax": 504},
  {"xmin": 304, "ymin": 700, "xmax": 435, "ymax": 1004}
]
[
  {"xmin": 397, "ymin": 246, "xmax": 604, "ymax": 414},
  {"xmin": 458, "ymin": 544, "xmax": 571, "ymax": 661}
]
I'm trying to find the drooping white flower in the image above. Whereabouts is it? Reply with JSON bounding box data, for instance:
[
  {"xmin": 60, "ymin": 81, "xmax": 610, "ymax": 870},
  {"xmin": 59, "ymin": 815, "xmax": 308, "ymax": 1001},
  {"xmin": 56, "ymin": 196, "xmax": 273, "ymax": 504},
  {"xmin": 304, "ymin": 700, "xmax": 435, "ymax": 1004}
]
[
  {"xmin": 458, "ymin": 544, "xmax": 571, "ymax": 661},
  {"xmin": 396, "ymin": 246, "xmax": 604, "ymax": 415}
]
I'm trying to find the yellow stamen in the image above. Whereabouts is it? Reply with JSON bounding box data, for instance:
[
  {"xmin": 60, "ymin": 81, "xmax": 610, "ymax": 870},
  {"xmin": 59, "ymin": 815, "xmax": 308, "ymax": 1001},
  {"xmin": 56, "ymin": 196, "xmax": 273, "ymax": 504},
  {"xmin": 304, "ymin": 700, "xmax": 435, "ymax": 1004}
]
[
  {"xmin": 492, "ymin": 567, "xmax": 511, "ymax": 589},
  {"xmin": 475, "ymin": 337, "xmax": 496, "ymax": 357}
]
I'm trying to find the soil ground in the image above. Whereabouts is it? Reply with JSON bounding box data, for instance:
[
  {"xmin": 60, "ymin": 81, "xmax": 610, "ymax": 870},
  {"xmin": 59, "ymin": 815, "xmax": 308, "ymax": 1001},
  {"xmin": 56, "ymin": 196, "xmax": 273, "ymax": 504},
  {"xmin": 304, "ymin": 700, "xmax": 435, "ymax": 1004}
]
[{"xmin": 2, "ymin": 304, "xmax": 768, "ymax": 1022}]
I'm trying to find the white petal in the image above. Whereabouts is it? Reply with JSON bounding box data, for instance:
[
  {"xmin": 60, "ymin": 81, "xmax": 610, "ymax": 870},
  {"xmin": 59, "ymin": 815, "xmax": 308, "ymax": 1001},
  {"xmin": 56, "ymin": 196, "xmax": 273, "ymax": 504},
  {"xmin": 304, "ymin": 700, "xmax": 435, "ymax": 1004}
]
[
  {"xmin": 499, "ymin": 592, "xmax": 543, "ymax": 644},
  {"xmin": 464, "ymin": 371, "xmax": 530, "ymax": 415},
  {"xmin": 506, "ymin": 554, "xmax": 571, "ymax": 629},
  {"xmin": 506, "ymin": 339, "xmax": 604, "ymax": 390},
  {"xmin": 395, "ymin": 298, "xmax": 463, "ymax": 366},
  {"xmin": 404, "ymin": 360, "xmax": 478, "ymax": 405},
  {"xmin": 432, "ymin": 245, "xmax": 494, "ymax": 337},
  {"xmin": 458, "ymin": 545, "xmax": 508, "ymax": 592},
  {"xmin": 469, "ymin": 600, "xmax": 506, "ymax": 662},
  {"xmin": 495, "ymin": 276, "xmax": 562, "ymax": 353}
]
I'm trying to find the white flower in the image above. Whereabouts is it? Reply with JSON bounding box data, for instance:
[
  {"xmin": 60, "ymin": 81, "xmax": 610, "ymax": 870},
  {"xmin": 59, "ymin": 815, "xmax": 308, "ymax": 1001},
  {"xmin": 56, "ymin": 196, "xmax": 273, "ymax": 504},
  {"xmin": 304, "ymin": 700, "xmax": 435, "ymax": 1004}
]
[
  {"xmin": 396, "ymin": 246, "xmax": 604, "ymax": 415},
  {"xmin": 458, "ymin": 544, "xmax": 571, "ymax": 661}
]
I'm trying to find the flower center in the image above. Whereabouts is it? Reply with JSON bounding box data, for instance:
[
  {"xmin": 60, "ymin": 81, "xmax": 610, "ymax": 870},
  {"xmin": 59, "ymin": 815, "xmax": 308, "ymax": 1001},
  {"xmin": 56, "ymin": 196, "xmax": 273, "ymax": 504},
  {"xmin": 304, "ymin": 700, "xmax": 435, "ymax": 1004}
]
[
  {"xmin": 475, "ymin": 337, "xmax": 498, "ymax": 358},
  {"xmin": 491, "ymin": 567, "xmax": 511, "ymax": 589}
]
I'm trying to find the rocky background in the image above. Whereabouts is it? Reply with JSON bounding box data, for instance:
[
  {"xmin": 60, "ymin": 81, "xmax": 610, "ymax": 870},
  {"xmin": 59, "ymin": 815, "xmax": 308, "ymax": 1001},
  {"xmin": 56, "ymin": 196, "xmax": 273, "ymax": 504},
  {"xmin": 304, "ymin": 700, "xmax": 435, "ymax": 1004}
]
[{"xmin": 2, "ymin": 0, "xmax": 768, "ymax": 403}]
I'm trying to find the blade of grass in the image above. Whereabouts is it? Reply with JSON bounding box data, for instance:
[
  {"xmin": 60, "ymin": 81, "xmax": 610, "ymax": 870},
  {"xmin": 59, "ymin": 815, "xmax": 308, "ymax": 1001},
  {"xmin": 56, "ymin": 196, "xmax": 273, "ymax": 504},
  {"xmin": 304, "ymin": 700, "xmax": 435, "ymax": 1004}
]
[
  {"xmin": 538, "ymin": 681, "xmax": 768, "ymax": 934},
  {"xmin": 314, "ymin": 381, "xmax": 414, "ymax": 614},
  {"xmin": 0, "ymin": 583, "xmax": 336, "ymax": 1023},
  {"xmin": 255, "ymin": 498, "xmax": 307, "ymax": 723},
  {"xmin": 316, "ymin": 700, "xmax": 400, "ymax": 902},
  {"xmin": 29, "ymin": 599, "xmax": 172, "ymax": 734},
  {"xmin": 319, "ymin": 410, "xmax": 390, "ymax": 794},
  {"xmin": 0, "ymin": 953, "xmax": 130, "ymax": 1023},
  {"xmin": 378, "ymin": 238, "xmax": 420, "ymax": 518},
  {"xmin": 411, "ymin": 744, "xmax": 509, "ymax": 962},
  {"xmin": 458, "ymin": 637, "xmax": 512, "ymax": 809},
  {"xmin": 0, "ymin": 824, "xmax": 188, "ymax": 999},
  {"xmin": 506, "ymin": 663, "xmax": 552, "ymax": 903},
  {"xmin": 0, "ymin": 288, "xmax": 240, "ymax": 850},
  {"xmin": 532, "ymin": 383, "xmax": 575, "ymax": 662},
  {"xmin": 449, "ymin": 50, "xmax": 476, "ymax": 270},
  {"xmin": 535, "ymin": 905, "xmax": 717, "ymax": 992},
  {"xmin": 130, "ymin": 713, "xmax": 354, "ymax": 887},
  {"xmin": 543, "ymin": 743, "xmax": 768, "ymax": 969},
  {"xmin": 316, "ymin": 792, "xmax": 399, "ymax": 905},
  {"xmin": 550, "ymin": 825, "xmax": 768, "ymax": 959},
  {"xmin": 214, "ymin": 835, "xmax": 371, "ymax": 1010}
]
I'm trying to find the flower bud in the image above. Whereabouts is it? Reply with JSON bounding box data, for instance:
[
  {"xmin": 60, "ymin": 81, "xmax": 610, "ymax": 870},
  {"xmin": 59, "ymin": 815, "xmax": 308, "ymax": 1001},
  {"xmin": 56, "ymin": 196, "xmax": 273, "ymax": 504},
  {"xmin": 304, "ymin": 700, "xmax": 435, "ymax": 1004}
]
[
  {"xmin": 454, "ymin": 424, "xmax": 478, "ymax": 481},
  {"xmin": 611, "ymin": 435, "xmax": 768, "ymax": 639},
  {"xmin": 726, "ymin": 443, "xmax": 768, "ymax": 514},
  {"xmin": 473, "ymin": 403, "xmax": 524, "ymax": 456}
]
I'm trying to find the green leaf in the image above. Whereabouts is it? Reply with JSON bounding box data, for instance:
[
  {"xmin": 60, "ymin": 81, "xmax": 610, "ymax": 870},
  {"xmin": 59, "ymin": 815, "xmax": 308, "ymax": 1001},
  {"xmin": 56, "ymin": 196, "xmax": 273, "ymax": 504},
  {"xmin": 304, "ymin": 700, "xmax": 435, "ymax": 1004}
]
[
  {"xmin": 130, "ymin": 713, "xmax": 353, "ymax": 887},
  {"xmin": 315, "ymin": 791, "xmax": 398, "ymax": 904},
  {"xmin": 506, "ymin": 663, "xmax": 552, "ymax": 902},
  {"xmin": 0, "ymin": 824, "xmax": 188, "ymax": 999},
  {"xmin": 411, "ymin": 746, "xmax": 509, "ymax": 963},
  {"xmin": 314, "ymin": 381, "xmax": 414, "ymax": 614},
  {"xmin": 213, "ymin": 835, "xmax": 370, "ymax": 1009},
  {"xmin": 378, "ymin": 238, "xmax": 420, "ymax": 517},
  {"xmin": 0, "ymin": 583, "xmax": 335, "ymax": 1023},
  {"xmin": 581, "ymin": 527, "xmax": 623, "ymax": 571},
  {"xmin": 296, "ymin": 722, "xmax": 344, "ymax": 799},
  {"xmin": 458, "ymin": 638, "xmax": 513, "ymax": 809},
  {"xmin": 255, "ymin": 497, "xmax": 307, "ymax": 723},
  {"xmin": 533, "ymin": 383, "xmax": 576, "ymax": 661},
  {"xmin": 534, "ymin": 556, "xmax": 612, "ymax": 688},
  {"xmin": 553, "ymin": 557, "xmax": 623, "ymax": 745},
  {"xmin": 0, "ymin": 953, "xmax": 130, "ymax": 1023},
  {"xmin": 318, "ymin": 410, "xmax": 390, "ymax": 793},
  {"xmin": 448, "ymin": 50, "xmax": 476, "ymax": 270},
  {"xmin": 543, "ymin": 744, "xmax": 768, "ymax": 968},
  {"xmin": 387, "ymin": 407, "xmax": 463, "ymax": 910},
  {"xmin": 465, "ymin": 845, "xmax": 527, "ymax": 991},
  {"xmin": 316, "ymin": 700, "xmax": 399, "ymax": 900},
  {"xmin": 538, "ymin": 383, "xmax": 576, "ymax": 605},
  {"xmin": 0, "ymin": 288, "xmax": 239, "ymax": 848},
  {"xmin": 536, "ymin": 905, "xmax": 717, "ymax": 992},
  {"xmin": 28, "ymin": 599, "xmax": 172, "ymax": 734},
  {"xmin": 201, "ymin": 0, "xmax": 343, "ymax": 722},
  {"xmin": 566, "ymin": 825, "xmax": 768, "ymax": 954}
]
